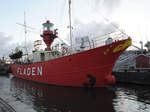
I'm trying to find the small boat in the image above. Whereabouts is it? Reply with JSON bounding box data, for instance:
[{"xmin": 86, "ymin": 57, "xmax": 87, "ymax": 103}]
[
  {"xmin": 113, "ymin": 41, "xmax": 150, "ymax": 85},
  {"xmin": 0, "ymin": 58, "xmax": 9, "ymax": 75}
]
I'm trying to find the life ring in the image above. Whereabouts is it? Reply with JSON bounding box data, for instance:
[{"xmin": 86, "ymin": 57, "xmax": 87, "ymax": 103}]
[{"xmin": 62, "ymin": 47, "xmax": 68, "ymax": 56}]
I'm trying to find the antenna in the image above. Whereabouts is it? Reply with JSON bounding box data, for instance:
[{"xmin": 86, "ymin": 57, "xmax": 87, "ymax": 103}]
[
  {"xmin": 45, "ymin": 16, "xmax": 47, "ymax": 21},
  {"xmin": 68, "ymin": 0, "xmax": 73, "ymax": 50},
  {"xmin": 24, "ymin": 12, "xmax": 28, "ymax": 56},
  {"xmin": 17, "ymin": 12, "xmax": 37, "ymax": 56},
  {"xmin": 145, "ymin": 24, "xmax": 148, "ymax": 42},
  {"xmin": 16, "ymin": 12, "xmax": 28, "ymax": 56}
]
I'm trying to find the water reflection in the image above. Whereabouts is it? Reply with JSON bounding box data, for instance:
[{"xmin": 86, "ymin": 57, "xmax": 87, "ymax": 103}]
[
  {"xmin": 113, "ymin": 84, "xmax": 150, "ymax": 112},
  {"xmin": 1, "ymin": 75, "xmax": 150, "ymax": 112},
  {"xmin": 10, "ymin": 77, "xmax": 115, "ymax": 112}
]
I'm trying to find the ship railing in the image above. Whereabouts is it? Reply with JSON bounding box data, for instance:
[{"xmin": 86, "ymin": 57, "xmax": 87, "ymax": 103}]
[
  {"xmin": 91, "ymin": 31, "xmax": 128, "ymax": 48},
  {"xmin": 117, "ymin": 53, "xmax": 137, "ymax": 63},
  {"xmin": 67, "ymin": 31, "xmax": 129, "ymax": 55},
  {"xmin": 113, "ymin": 53, "xmax": 137, "ymax": 71}
]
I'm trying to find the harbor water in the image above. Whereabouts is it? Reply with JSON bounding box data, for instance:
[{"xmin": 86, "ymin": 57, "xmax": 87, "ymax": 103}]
[{"xmin": 0, "ymin": 74, "xmax": 150, "ymax": 112}]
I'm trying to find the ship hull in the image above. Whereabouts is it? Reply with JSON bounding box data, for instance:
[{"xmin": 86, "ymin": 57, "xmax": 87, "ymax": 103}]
[
  {"xmin": 112, "ymin": 71, "xmax": 150, "ymax": 85},
  {"xmin": 10, "ymin": 38, "xmax": 131, "ymax": 87}
]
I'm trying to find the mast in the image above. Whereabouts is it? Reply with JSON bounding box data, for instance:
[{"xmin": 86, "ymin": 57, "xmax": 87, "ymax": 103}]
[
  {"xmin": 24, "ymin": 12, "xmax": 28, "ymax": 56},
  {"xmin": 69, "ymin": 0, "xmax": 72, "ymax": 50},
  {"xmin": 17, "ymin": 12, "xmax": 37, "ymax": 60}
]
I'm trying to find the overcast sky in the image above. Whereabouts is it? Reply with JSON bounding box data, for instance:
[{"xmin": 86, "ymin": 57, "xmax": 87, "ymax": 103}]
[{"xmin": 0, "ymin": 0, "xmax": 150, "ymax": 57}]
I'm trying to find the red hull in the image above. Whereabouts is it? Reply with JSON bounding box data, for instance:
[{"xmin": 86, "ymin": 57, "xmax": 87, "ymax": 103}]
[{"xmin": 10, "ymin": 38, "xmax": 131, "ymax": 87}]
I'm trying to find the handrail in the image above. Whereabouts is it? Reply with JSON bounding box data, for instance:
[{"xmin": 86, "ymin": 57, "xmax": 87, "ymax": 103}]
[{"xmin": 65, "ymin": 31, "xmax": 129, "ymax": 55}]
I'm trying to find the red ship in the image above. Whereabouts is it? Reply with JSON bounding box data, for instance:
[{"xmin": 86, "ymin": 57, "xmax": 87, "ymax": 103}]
[
  {"xmin": 10, "ymin": 19, "xmax": 132, "ymax": 87},
  {"xmin": 10, "ymin": 0, "xmax": 131, "ymax": 87}
]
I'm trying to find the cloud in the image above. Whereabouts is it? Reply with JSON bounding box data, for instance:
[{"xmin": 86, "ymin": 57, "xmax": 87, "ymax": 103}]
[
  {"xmin": 69, "ymin": 19, "xmax": 119, "ymax": 46},
  {"xmin": 91, "ymin": 0, "xmax": 121, "ymax": 15},
  {"xmin": 0, "ymin": 0, "xmax": 122, "ymax": 58},
  {"xmin": 0, "ymin": 32, "xmax": 12, "ymax": 47},
  {"xmin": 0, "ymin": 32, "xmax": 34, "ymax": 58},
  {"xmin": 0, "ymin": 32, "xmax": 15, "ymax": 57},
  {"xmin": 65, "ymin": 0, "xmax": 121, "ymax": 45},
  {"xmin": 73, "ymin": 19, "xmax": 118, "ymax": 36}
]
